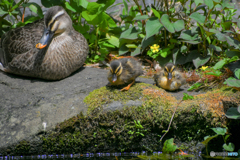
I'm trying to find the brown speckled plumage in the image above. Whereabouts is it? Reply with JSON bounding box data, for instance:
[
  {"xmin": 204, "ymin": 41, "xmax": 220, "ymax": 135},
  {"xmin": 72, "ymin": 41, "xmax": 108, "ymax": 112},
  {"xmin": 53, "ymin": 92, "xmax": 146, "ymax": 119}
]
[{"xmin": 0, "ymin": 6, "xmax": 89, "ymax": 80}]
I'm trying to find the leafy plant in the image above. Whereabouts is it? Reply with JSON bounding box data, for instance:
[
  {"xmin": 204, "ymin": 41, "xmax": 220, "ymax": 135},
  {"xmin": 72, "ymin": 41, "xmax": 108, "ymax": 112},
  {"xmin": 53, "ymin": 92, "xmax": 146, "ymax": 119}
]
[
  {"xmin": 127, "ymin": 120, "xmax": 147, "ymax": 139},
  {"xmin": 225, "ymin": 105, "xmax": 240, "ymax": 119},
  {"xmin": 202, "ymin": 127, "xmax": 235, "ymax": 155}
]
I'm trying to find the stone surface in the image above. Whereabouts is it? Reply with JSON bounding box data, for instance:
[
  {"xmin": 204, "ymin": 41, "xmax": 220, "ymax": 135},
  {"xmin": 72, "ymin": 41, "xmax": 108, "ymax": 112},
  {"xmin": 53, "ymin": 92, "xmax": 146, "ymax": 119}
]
[{"xmin": 0, "ymin": 67, "xmax": 201, "ymax": 151}]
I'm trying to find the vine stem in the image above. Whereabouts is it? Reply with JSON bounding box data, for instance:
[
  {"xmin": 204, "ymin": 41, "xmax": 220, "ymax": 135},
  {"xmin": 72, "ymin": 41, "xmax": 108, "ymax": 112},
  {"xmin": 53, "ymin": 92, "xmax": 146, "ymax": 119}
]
[{"xmin": 160, "ymin": 100, "xmax": 183, "ymax": 142}]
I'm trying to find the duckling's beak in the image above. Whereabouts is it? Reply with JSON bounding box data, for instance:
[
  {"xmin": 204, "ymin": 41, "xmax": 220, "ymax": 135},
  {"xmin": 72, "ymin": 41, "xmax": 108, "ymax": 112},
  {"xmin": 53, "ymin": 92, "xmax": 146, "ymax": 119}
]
[
  {"xmin": 168, "ymin": 72, "xmax": 172, "ymax": 80},
  {"xmin": 112, "ymin": 74, "xmax": 117, "ymax": 82},
  {"xmin": 36, "ymin": 28, "xmax": 54, "ymax": 49}
]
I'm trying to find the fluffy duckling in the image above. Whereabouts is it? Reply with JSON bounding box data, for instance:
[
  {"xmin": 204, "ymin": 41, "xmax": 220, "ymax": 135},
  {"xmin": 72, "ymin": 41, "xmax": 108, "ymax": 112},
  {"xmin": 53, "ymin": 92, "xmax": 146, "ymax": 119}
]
[
  {"xmin": 108, "ymin": 57, "xmax": 143, "ymax": 91},
  {"xmin": 0, "ymin": 6, "xmax": 88, "ymax": 80},
  {"xmin": 154, "ymin": 63, "xmax": 186, "ymax": 91}
]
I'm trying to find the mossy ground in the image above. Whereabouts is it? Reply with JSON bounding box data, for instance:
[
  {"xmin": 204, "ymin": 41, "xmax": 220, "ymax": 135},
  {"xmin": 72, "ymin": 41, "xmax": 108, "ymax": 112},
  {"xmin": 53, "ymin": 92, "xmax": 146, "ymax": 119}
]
[{"xmin": 5, "ymin": 83, "xmax": 240, "ymax": 155}]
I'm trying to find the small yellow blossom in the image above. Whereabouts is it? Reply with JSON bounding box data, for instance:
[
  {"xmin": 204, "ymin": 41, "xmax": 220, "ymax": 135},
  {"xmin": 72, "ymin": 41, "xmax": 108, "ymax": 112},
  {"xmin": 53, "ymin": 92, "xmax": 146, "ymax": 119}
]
[
  {"xmin": 150, "ymin": 44, "xmax": 160, "ymax": 53},
  {"xmin": 200, "ymin": 66, "xmax": 208, "ymax": 71}
]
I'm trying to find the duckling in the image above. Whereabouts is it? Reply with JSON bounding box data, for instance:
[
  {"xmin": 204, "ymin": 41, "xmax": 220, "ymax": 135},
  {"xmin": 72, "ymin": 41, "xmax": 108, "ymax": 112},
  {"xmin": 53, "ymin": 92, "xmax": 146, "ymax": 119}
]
[
  {"xmin": 0, "ymin": 6, "xmax": 88, "ymax": 80},
  {"xmin": 108, "ymin": 57, "xmax": 143, "ymax": 91},
  {"xmin": 154, "ymin": 63, "xmax": 186, "ymax": 91}
]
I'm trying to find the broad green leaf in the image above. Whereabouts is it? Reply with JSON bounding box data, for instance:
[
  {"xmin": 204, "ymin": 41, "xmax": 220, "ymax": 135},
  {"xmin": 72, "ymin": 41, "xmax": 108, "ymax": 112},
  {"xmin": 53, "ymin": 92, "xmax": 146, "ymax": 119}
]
[
  {"xmin": 173, "ymin": 20, "xmax": 184, "ymax": 32},
  {"xmin": 133, "ymin": 15, "xmax": 149, "ymax": 20},
  {"xmin": 204, "ymin": 0, "xmax": 213, "ymax": 9},
  {"xmin": 107, "ymin": 35, "xmax": 119, "ymax": 47},
  {"xmin": 160, "ymin": 48, "xmax": 171, "ymax": 58},
  {"xmin": 76, "ymin": 0, "xmax": 88, "ymax": 8},
  {"xmin": 86, "ymin": 2, "xmax": 102, "ymax": 14},
  {"xmin": 221, "ymin": 0, "xmax": 234, "ymax": 9},
  {"xmin": 229, "ymin": 56, "xmax": 239, "ymax": 63},
  {"xmin": 182, "ymin": 93, "xmax": 194, "ymax": 100},
  {"xmin": 226, "ymin": 36, "xmax": 240, "ymax": 49},
  {"xmin": 209, "ymin": 44, "xmax": 222, "ymax": 52},
  {"xmin": 211, "ymin": 127, "xmax": 226, "ymax": 135},
  {"xmin": 226, "ymin": 50, "xmax": 240, "ymax": 58},
  {"xmin": 189, "ymin": 12, "xmax": 205, "ymax": 24},
  {"xmin": 41, "ymin": 0, "xmax": 63, "ymax": 8},
  {"xmin": 235, "ymin": 68, "xmax": 240, "ymax": 79},
  {"xmin": 99, "ymin": 48, "xmax": 108, "ymax": 54},
  {"xmin": 160, "ymin": 14, "xmax": 175, "ymax": 33},
  {"xmin": 126, "ymin": 44, "xmax": 138, "ymax": 48},
  {"xmin": 223, "ymin": 143, "xmax": 235, "ymax": 152},
  {"xmin": 82, "ymin": 11, "xmax": 98, "ymax": 23},
  {"xmin": 182, "ymin": 40, "xmax": 201, "ymax": 44},
  {"xmin": 194, "ymin": 0, "xmax": 203, "ymax": 7},
  {"xmin": 151, "ymin": 8, "xmax": 160, "ymax": 19},
  {"xmin": 213, "ymin": 59, "xmax": 227, "ymax": 70},
  {"xmin": 206, "ymin": 70, "xmax": 222, "ymax": 77},
  {"xmin": 172, "ymin": 48, "xmax": 179, "ymax": 64},
  {"xmin": 131, "ymin": 45, "xmax": 141, "ymax": 56},
  {"xmin": 223, "ymin": 77, "xmax": 236, "ymax": 85},
  {"xmin": 179, "ymin": 30, "xmax": 198, "ymax": 41},
  {"xmin": 97, "ymin": 0, "xmax": 115, "ymax": 11},
  {"xmin": 119, "ymin": 44, "xmax": 129, "ymax": 55},
  {"xmin": 0, "ymin": 8, "xmax": 8, "ymax": 15},
  {"xmin": 100, "ymin": 42, "xmax": 115, "ymax": 48},
  {"xmin": 22, "ymin": 2, "xmax": 43, "ymax": 18},
  {"xmin": 146, "ymin": 17, "xmax": 163, "ymax": 39},
  {"xmin": 187, "ymin": 82, "xmax": 202, "ymax": 91},
  {"xmin": 120, "ymin": 27, "xmax": 141, "ymax": 40},
  {"xmin": 226, "ymin": 79, "xmax": 240, "ymax": 87},
  {"xmin": 193, "ymin": 55, "xmax": 211, "ymax": 68},
  {"xmin": 65, "ymin": 2, "xmax": 76, "ymax": 12},
  {"xmin": 201, "ymin": 135, "xmax": 218, "ymax": 145},
  {"xmin": 225, "ymin": 107, "xmax": 240, "ymax": 119},
  {"xmin": 215, "ymin": 32, "xmax": 227, "ymax": 42},
  {"xmin": 162, "ymin": 138, "xmax": 178, "ymax": 154},
  {"xmin": 141, "ymin": 36, "xmax": 157, "ymax": 51},
  {"xmin": 157, "ymin": 54, "xmax": 173, "ymax": 67}
]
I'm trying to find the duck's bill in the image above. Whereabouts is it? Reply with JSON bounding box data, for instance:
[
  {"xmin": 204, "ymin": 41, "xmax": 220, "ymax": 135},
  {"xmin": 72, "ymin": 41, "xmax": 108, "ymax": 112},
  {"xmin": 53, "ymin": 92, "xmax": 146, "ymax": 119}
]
[
  {"xmin": 112, "ymin": 74, "xmax": 117, "ymax": 82},
  {"xmin": 168, "ymin": 73, "xmax": 172, "ymax": 80},
  {"xmin": 36, "ymin": 28, "xmax": 54, "ymax": 49}
]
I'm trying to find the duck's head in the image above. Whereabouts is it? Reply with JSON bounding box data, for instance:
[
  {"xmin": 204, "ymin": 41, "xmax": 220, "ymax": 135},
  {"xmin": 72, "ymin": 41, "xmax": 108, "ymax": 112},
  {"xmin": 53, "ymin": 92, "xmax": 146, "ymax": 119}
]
[
  {"xmin": 36, "ymin": 6, "xmax": 72, "ymax": 49},
  {"xmin": 164, "ymin": 63, "xmax": 176, "ymax": 81},
  {"xmin": 110, "ymin": 60, "xmax": 123, "ymax": 82}
]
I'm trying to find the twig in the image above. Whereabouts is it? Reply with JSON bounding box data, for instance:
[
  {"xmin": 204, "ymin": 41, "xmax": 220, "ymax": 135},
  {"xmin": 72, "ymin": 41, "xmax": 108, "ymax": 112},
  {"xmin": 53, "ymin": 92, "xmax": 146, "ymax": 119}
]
[{"xmin": 160, "ymin": 100, "xmax": 183, "ymax": 142}]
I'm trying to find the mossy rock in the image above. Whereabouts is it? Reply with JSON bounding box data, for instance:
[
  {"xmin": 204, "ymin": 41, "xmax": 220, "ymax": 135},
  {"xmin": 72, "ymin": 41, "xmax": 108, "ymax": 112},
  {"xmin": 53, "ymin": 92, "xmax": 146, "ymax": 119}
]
[{"xmin": 4, "ymin": 83, "xmax": 240, "ymax": 155}]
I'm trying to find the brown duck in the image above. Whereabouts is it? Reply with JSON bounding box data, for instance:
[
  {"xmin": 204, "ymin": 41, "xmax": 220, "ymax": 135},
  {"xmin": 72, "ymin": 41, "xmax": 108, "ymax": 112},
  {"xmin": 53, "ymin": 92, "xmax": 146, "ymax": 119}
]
[
  {"xmin": 0, "ymin": 6, "xmax": 89, "ymax": 80},
  {"xmin": 108, "ymin": 57, "xmax": 143, "ymax": 91},
  {"xmin": 154, "ymin": 63, "xmax": 186, "ymax": 91}
]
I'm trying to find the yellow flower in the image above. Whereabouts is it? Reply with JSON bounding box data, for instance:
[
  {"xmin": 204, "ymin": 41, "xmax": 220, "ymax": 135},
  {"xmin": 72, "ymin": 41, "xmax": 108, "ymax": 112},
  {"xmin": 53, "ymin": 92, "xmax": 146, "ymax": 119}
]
[
  {"xmin": 200, "ymin": 66, "xmax": 208, "ymax": 71},
  {"xmin": 150, "ymin": 44, "xmax": 160, "ymax": 53}
]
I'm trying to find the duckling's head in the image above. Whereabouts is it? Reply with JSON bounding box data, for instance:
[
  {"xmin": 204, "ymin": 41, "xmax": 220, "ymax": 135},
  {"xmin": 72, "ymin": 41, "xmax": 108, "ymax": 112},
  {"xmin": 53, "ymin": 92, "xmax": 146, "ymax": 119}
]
[
  {"xmin": 36, "ymin": 6, "xmax": 72, "ymax": 49},
  {"xmin": 110, "ymin": 60, "xmax": 123, "ymax": 82},
  {"xmin": 164, "ymin": 63, "xmax": 176, "ymax": 81}
]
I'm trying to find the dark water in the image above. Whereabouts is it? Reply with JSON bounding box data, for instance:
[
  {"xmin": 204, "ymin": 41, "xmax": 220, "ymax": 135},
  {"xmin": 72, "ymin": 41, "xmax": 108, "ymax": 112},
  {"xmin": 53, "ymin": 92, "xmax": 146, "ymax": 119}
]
[{"xmin": 0, "ymin": 152, "xmax": 204, "ymax": 160}]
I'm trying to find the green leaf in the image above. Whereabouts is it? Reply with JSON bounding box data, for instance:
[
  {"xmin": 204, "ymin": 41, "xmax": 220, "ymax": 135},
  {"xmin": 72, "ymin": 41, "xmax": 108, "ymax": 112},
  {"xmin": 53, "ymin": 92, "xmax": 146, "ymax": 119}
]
[
  {"xmin": 0, "ymin": 8, "xmax": 8, "ymax": 15},
  {"xmin": 120, "ymin": 27, "xmax": 141, "ymax": 40},
  {"xmin": 160, "ymin": 14, "xmax": 175, "ymax": 33},
  {"xmin": 141, "ymin": 36, "xmax": 157, "ymax": 51},
  {"xmin": 22, "ymin": 2, "xmax": 43, "ymax": 18},
  {"xmin": 65, "ymin": 2, "xmax": 76, "ymax": 12},
  {"xmin": 179, "ymin": 30, "xmax": 198, "ymax": 41},
  {"xmin": 204, "ymin": 0, "xmax": 213, "ymax": 9},
  {"xmin": 76, "ymin": 0, "xmax": 88, "ymax": 8},
  {"xmin": 193, "ymin": 55, "xmax": 211, "ymax": 68},
  {"xmin": 226, "ymin": 50, "xmax": 240, "ymax": 58},
  {"xmin": 99, "ymin": 48, "xmax": 108, "ymax": 54},
  {"xmin": 235, "ymin": 68, "xmax": 240, "ymax": 79},
  {"xmin": 145, "ymin": 17, "xmax": 163, "ymax": 39},
  {"xmin": 162, "ymin": 138, "xmax": 178, "ymax": 154},
  {"xmin": 131, "ymin": 45, "xmax": 141, "ymax": 56},
  {"xmin": 173, "ymin": 20, "xmax": 184, "ymax": 32},
  {"xmin": 229, "ymin": 56, "xmax": 239, "ymax": 63},
  {"xmin": 160, "ymin": 48, "xmax": 171, "ymax": 58},
  {"xmin": 126, "ymin": 44, "xmax": 138, "ymax": 48},
  {"xmin": 226, "ymin": 36, "xmax": 240, "ymax": 49},
  {"xmin": 201, "ymin": 135, "xmax": 218, "ymax": 145},
  {"xmin": 119, "ymin": 44, "xmax": 129, "ymax": 55},
  {"xmin": 206, "ymin": 70, "xmax": 222, "ymax": 77},
  {"xmin": 211, "ymin": 127, "xmax": 226, "ymax": 135},
  {"xmin": 190, "ymin": 12, "xmax": 206, "ymax": 24},
  {"xmin": 226, "ymin": 79, "xmax": 240, "ymax": 88},
  {"xmin": 182, "ymin": 93, "xmax": 194, "ymax": 100},
  {"xmin": 209, "ymin": 44, "xmax": 222, "ymax": 52},
  {"xmin": 213, "ymin": 59, "xmax": 227, "ymax": 70},
  {"xmin": 41, "ymin": 0, "xmax": 63, "ymax": 8},
  {"xmin": 133, "ymin": 15, "xmax": 149, "ymax": 20},
  {"xmin": 187, "ymin": 82, "xmax": 202, "ymax": 91},
  {"xmin": 223, "ymin": 143, "xmax": 235, "ymax": 152},
  {"xmin": 107, "ymin": 35, "xmax": 119, "ymax": 47},
  {"xmin": 151, "ymin": 8, "xmax": 160, "ymax": 19},
  {"xmin": 215, "ymin": 32, "xmax": 227, "ymax": 42},
  {"xmin": 123, "ymin": 0, "xmax": 128, "ymax": 14},
  {"xmin": 225, "ymin": 107, "xmax": 240, "ymax": 119},
  {"xmin": 172, "ymin": 48, "xmax": 179, "ymax": 64},
  {"xmin": 157, "ymin": 54, "xmax": 172, "ymax": 67},
  {"xmin": 194, "ymin": 0, "xmax": 203, "ymax": 7}
]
